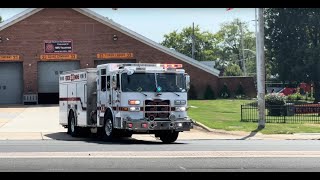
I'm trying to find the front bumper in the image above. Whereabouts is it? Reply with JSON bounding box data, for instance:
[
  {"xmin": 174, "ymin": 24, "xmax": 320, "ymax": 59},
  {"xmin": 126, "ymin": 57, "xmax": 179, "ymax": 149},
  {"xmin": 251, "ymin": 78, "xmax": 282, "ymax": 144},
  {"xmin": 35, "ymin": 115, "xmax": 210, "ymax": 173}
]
[{"xmin": 124, "ymin": 119, "xmax": 193, "ymax": 132}]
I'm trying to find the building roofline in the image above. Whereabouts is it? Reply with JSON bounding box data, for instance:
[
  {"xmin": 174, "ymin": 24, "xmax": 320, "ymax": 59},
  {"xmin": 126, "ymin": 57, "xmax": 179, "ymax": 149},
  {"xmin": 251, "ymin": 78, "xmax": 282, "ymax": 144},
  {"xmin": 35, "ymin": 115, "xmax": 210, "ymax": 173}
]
[
  {"xmin": 73, "ymin": 8, "xmax": 220, "ymax": 77},
  {"xmin": 0, "ymin": 8, "xmax": 43, "ymax": 31},
  {"xmin": 0, "ymin": 8, "xmax": 220, "ymax": 77}
]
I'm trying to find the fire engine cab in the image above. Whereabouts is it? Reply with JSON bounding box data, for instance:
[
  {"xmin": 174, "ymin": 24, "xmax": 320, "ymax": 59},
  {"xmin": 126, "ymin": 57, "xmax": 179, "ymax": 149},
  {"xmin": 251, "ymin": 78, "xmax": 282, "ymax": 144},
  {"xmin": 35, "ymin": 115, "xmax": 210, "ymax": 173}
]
[{"xmin": 59, "ymin": 63, "xmax": 193, "ymax": 143}]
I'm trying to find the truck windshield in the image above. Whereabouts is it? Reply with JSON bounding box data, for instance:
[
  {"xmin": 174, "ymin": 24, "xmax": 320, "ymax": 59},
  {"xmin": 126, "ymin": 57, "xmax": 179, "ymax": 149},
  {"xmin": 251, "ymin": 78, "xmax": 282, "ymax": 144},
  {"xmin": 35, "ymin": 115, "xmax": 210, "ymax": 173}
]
[
  {"xmin": 121, "ymin": 73, "xmax": 156, "ymax": 92},
  {"xmin": 156, "ymin": 73, "xmax": 186, "ymax": 92},
  {"xmin": 121, "ymin": 73, "xmax": 186, "ymax": 92}
]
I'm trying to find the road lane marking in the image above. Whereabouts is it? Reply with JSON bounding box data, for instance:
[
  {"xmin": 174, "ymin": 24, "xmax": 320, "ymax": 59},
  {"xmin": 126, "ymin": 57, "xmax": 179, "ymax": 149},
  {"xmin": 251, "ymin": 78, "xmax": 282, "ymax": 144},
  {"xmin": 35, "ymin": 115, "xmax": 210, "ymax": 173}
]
[
  {"xmin": 179, "ymin": 166, "xmax": 187, "ymax": 171},
  {"xmin": 0, "ymin": 151, "xmax": 320, "ymax": 158}
]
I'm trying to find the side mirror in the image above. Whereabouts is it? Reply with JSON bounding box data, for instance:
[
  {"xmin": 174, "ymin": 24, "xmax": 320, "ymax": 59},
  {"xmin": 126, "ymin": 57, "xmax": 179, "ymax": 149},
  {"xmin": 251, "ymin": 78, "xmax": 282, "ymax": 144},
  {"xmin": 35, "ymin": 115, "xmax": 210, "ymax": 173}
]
[
  {"xmin": 126, "ymin": 69, "xmax": 134, "ymax": 76},
  {"xmin": 112, "ymin": 75, "xmax": 117, "ymax": 89},
  {"xmin": 185, "ymin": 74, "xmax": 190, "ymax": 91}
]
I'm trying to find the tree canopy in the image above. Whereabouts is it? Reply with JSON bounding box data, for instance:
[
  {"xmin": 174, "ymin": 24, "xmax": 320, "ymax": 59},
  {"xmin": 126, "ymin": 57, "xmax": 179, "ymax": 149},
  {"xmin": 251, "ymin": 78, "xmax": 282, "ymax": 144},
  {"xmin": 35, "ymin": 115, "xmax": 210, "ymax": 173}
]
[
  {"xmin": 161, "ymin": 25, "xmax": 220, "ymax": 61},
  {"xmin": 161, "ymin": 19, "xmax": 256, "ymax": 76},
  {"xmin": 265, "ymin": 8, "xmax": 320, "ymax": 102}
]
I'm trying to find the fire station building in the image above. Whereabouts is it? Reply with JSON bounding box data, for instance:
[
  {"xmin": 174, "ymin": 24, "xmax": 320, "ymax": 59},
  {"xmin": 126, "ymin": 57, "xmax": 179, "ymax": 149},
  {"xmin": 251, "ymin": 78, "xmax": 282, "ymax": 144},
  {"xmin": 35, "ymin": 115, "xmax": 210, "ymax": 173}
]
[{"xmin": 0, "ymin": 8, "xmax": 255, "ymax": 104}]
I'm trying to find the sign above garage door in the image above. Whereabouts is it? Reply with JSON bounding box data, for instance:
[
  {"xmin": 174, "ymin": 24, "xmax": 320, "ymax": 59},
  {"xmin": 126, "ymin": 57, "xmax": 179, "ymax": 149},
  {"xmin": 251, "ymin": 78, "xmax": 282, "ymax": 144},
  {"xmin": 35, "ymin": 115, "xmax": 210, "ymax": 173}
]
[
  {"xmin": 44, "ymin": 40, "xmax": 73, "ymax": 53},
  {"xmin": 40, "ymin": 54, "xmax": 77, "ymax": 60},
  {"xmin": 0, "ymin": 55, "xmax": 20, "ymax": 61},
  {"xmin": 97, "ymin": 53, "xmax": 134, "ymax": 59}
]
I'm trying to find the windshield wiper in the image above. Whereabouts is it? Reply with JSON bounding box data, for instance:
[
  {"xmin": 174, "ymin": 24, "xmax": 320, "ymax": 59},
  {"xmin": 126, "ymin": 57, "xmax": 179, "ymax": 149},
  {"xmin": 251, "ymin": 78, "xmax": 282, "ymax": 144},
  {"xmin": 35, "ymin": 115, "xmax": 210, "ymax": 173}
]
[
  {"xmin": 169, "ymin": 91, "xmax": 180, "ymax": 96},
  {"xmin": 126, "ymin": 88, "xmax": 147, "ymax": 97},
  {"xmin": 139, "ymin": 92, "xmax": 148, "ymax": 97}
]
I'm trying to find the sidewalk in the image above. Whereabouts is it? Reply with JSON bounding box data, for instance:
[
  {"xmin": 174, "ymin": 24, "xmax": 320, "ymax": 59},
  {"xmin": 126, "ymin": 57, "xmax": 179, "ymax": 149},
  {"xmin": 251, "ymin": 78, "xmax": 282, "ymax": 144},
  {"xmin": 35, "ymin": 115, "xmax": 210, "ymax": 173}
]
[{"xmin": 192, "ymin": 121, "xmax": 320, "ymax": 140}]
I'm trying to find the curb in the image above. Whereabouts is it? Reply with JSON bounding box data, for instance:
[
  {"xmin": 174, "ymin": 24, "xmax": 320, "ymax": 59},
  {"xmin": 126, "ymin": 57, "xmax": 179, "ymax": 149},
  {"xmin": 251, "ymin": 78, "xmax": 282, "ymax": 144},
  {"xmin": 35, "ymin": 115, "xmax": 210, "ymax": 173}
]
[
  {"xmin": 192, "ymin": 120, "xmax": 241, "ymax": 136},
  {"xmin": 193, "ymin": 120, "xmax": 320, "ymax": 140},
  {"xmin": 192, "ymin": 120, "xmax": 213, "ymax": 132}
]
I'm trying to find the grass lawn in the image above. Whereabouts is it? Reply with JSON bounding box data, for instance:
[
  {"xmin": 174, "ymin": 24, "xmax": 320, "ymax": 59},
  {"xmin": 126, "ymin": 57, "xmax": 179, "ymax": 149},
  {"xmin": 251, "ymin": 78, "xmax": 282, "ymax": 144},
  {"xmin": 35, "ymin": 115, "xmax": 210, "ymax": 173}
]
[{"xmin": 188, "ymin": 99, "xmax": 320, "ymax": 134}]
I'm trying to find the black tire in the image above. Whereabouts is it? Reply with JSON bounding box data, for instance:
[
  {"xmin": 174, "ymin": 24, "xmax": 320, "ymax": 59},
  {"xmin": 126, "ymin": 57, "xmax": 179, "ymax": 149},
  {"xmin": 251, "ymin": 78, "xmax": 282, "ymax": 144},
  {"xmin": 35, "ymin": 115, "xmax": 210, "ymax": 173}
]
[
  {"xmin": 119, "ymin": 131, "xmax": 132, "ymax": 138},
  {"xmin": 68, "ymin": 111, "xmax": 78, "ymax": 137},
  {"xmin": 102, "ymin": 114, "xmax": 114, "ymax": 141},
  {"xmin": 124, "ymin": 132, "xmax": 133, "ymax": 138},
  {"xmin": 159, "ymin": 131, "xmax": 179, "ymax": 143}
]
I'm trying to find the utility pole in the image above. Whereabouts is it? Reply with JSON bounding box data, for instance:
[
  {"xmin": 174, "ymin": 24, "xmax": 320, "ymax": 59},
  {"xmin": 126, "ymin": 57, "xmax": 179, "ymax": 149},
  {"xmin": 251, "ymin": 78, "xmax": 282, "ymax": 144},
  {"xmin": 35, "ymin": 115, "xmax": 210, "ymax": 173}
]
[
  {"xmin": 239, "ymin": 22, "xmax": 247, "ymax": 76},
  {"xmin": 257, "ymin": 8, "xmax": 265, "ymax": 129},
  {"xmin": 192, "ymin": 22, "xmax": 195, "ymax": 60}
]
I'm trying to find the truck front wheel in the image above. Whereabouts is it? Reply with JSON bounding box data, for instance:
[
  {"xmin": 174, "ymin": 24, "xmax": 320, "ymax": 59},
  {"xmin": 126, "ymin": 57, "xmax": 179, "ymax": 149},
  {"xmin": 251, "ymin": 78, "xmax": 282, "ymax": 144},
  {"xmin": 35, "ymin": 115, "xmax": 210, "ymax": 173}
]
[
  {"xmin": 159, "ymin": 131, "xmax": 179, "ymax": 143},
  {"xmin": 102, "ymin": 115, "xmax": 114, "ymax": 141}
]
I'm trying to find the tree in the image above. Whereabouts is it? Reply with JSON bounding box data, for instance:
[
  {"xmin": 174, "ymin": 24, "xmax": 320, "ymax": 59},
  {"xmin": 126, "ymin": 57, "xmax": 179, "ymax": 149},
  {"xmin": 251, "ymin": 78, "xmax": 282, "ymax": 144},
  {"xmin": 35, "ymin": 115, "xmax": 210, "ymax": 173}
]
[
  {"xmin": 0, "ymin": 16, "xmax": 2, "ymax": 23},
  {"xmin": 161, "ymin": 25, "xmax": 220, "ymax": 61},
  {"xmin": 214, "ymin": 19, "xmax": 256, "ymax": 75},
  {"xmin": 161, "ymin": 19, "xmax": 256, "ymax": 76},
  {"xmin": 265, "ymin": 8, "xmax": 320, "ymax": 103},
  {"xmin": 224, "ymin": 63, "xmax": 242, "ymax": 76}
]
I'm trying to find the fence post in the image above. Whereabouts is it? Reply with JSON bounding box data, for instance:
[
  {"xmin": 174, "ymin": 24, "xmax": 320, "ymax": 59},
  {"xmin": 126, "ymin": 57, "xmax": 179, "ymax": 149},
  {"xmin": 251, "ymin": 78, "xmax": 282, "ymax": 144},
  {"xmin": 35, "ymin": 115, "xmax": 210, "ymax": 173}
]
[
  {"xmin": 241, "ymin": 105, "xmax": 243, "ymax": 122},
  {"xmin": 284, "ymin": 105, "xmax": 286, "ymax": 123}
]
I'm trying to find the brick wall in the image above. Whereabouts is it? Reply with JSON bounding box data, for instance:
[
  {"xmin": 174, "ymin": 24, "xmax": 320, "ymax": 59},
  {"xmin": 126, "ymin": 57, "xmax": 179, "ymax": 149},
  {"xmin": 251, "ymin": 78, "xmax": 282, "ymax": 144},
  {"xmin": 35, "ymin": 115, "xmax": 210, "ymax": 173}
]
[
  {"xmin": 0, "ymin": 8, "xmax": 255, "ymax": 99},
  {"xmin": 219, "ymin": 76, "xmax": 257, "ymax": 98}
]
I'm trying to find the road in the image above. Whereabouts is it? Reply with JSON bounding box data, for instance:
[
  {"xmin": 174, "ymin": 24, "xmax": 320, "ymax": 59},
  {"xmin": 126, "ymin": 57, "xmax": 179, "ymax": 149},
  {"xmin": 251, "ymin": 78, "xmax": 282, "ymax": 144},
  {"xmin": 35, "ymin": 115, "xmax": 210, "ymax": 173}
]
[
  {"xmin": 0, "ymin": 139, "xmax": 320, "ymax": 172},
  {"xmin": 1, "ymin": 105, "xmax": 320, "ymax": 172}
]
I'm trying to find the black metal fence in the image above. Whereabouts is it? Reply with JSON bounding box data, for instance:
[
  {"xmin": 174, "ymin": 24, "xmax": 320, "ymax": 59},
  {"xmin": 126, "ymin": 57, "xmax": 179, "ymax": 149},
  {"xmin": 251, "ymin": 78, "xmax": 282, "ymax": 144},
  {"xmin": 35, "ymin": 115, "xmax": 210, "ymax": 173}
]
[{"xmin": 241, "ymin": 101, "xmax": 320, "ymax": 123}]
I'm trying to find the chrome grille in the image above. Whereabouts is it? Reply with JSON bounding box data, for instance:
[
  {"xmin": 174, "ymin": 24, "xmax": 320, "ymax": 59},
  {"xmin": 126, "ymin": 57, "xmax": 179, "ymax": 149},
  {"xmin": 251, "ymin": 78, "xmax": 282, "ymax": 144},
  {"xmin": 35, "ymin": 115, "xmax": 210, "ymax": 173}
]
[{"xmin": 145, "ymin": 100, "xmax": 170, "ymax": 119}]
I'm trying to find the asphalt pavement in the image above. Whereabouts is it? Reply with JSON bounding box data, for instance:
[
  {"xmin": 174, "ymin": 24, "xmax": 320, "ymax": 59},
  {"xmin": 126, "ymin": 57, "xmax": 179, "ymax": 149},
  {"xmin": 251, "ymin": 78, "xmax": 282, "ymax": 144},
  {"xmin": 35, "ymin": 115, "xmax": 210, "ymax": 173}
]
[
  {"xmin": 0, "ymin": 105, "xmax": 320, "ymax": 141},
  {"xmin": 0, "ymin": 140, "xmax": 319, "ymax": 171}
]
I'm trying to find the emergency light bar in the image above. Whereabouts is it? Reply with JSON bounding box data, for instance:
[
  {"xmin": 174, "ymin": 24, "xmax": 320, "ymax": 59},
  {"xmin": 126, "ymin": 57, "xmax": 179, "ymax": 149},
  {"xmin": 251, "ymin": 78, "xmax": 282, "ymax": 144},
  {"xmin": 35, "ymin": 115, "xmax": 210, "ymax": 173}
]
[
  {"xmin": 160, "ymin": 64, "xmax": 183, "ymax": 69},
  {"xmin": 117, "ymin": 63, "xmax": 183, "ymax": 69}
]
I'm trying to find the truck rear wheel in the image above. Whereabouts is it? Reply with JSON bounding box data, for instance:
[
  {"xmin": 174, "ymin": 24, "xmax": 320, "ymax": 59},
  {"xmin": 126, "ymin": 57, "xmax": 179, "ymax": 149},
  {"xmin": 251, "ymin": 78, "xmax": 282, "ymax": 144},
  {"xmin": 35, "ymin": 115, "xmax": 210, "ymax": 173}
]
[
  {"xmin": 159, "ymin": 131, "xmax": 179, "ymax": 143},
  {"xmin": 68, "ymin": 111, "xmax": 78, "ymax": 137}
]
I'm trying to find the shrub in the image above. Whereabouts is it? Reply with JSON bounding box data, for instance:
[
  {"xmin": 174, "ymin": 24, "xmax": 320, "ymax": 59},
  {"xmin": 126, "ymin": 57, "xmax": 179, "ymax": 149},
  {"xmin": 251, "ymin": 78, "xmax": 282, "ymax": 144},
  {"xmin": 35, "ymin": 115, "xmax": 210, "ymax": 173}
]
[
  {"xmin": 204, "ymin": 85, "xmax": 215, "ymax": 99},
  {"xmin": 188, "ymin": 84, "xmax": 197, "ymax": 100},
  {"xmin": 235, "ymin": 83, "xmax": 246, "ymax": 99},
  {"xmin": 235, "ymin": 95, "xmax": 245, "ymax": 99},
  {"xmin": 219, "ymin": 84, "xmax": 230, "ymax": 98},
  {"xmin": 236, "ymin": 84, "xmax": 244, "ymax": 95},
  {"xmin": 265, "ymin": 93, "xmax": 286, "ymax": 106},
  {"xmin": 265, "ymin": 93, "xmax": 287, "ymax": 116},
  {"xmin": 287, "ymin": 93, "xmax": 303, "ymax": 101}
]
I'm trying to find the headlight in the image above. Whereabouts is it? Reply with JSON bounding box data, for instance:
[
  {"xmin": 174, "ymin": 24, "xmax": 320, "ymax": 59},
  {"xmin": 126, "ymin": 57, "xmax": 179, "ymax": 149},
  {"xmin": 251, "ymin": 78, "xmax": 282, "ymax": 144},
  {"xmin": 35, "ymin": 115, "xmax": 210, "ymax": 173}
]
[
  {"xmin": 128, "ymin": 100, "xmax": 140, "ymax": 105},
  {"xmin": 175, "ymin": 106, "xmax": 186, "ymax": 111},
  {"xmin": 174, "ymin": 100, "xmax": 186, "ymax": 105},
  {"xmin": 129, "ymin": 107, "xmax": 140, "ymax": 111}
]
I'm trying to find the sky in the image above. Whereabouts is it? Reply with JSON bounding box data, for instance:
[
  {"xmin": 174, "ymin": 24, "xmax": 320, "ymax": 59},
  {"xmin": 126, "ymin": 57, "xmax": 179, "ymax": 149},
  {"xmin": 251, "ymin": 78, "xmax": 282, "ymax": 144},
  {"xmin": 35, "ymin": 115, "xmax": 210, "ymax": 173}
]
[{"xmin": 0, "ymin": 8, "xmax": 256, "ymax": 43}]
